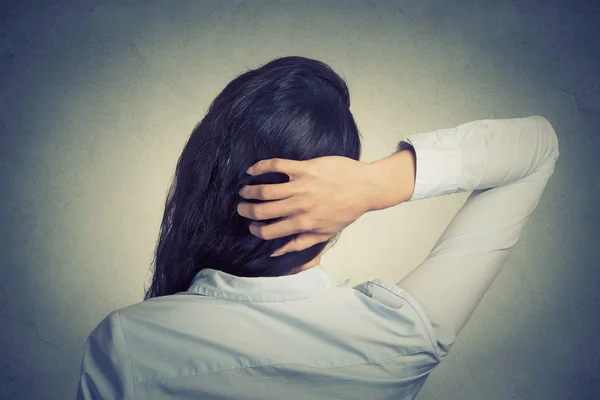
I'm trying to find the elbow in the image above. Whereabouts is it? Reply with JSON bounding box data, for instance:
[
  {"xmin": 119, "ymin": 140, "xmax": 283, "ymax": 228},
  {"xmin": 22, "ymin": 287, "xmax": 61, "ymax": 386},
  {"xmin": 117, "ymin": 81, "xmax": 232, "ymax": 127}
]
[{"xmin": 532, "ymin": 115, "xmax": 560, "ymax": 163}]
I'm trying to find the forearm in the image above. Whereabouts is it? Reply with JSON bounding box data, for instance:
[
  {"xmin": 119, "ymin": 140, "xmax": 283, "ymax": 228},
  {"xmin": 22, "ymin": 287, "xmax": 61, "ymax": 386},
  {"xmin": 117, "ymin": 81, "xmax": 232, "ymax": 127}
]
[
  {"xmin": 394, "ymin": 117, "xmax": 560, "ymax": 356},
  {"xmin": 365, "ymin": 116, "xmax": 559, "ymax": 213},
  {"xmin": 365, "ymin": 146, "xmax": 416, "ymax": 212}
]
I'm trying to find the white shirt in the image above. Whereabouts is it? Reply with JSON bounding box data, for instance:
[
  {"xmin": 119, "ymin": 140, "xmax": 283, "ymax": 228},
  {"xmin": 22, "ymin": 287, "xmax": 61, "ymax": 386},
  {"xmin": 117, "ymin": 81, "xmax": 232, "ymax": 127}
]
[{"xmin": 77, "ymin": 116, "xmax": 559, "ymax": 400}]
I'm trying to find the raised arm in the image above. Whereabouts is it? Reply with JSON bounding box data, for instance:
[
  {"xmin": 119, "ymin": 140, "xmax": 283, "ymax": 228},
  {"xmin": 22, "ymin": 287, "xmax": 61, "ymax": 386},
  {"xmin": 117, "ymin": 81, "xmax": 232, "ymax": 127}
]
[
  {"xmin": 379, "ymin": 116, "xmax": 560, "ymax": 358},
  {"xmin": 237, "ymin": 115, "xmax": 559, "ymax": 360}
]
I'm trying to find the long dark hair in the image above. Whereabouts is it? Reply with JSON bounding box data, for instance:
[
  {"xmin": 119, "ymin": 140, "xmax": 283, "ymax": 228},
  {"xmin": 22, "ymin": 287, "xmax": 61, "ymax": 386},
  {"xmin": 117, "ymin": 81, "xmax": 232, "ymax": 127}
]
[{"xmin": 144, "ymin": 56, "xmax": 362, "ymax": 300}]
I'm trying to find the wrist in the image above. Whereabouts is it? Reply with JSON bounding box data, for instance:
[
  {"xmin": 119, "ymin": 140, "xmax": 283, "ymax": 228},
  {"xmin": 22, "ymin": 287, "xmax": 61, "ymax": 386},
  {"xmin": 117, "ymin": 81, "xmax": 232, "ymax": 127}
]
[{"xmin": 365, "ymin": 148, "xmax": 416, "ymax": 211}]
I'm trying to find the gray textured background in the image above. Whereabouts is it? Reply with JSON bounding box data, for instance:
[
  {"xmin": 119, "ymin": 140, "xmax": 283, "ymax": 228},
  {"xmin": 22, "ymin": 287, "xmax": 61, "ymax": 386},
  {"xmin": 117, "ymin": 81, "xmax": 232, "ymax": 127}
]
[{"xmin": 1, "ymin": 1, "xmax": 599, "ymax": 399}]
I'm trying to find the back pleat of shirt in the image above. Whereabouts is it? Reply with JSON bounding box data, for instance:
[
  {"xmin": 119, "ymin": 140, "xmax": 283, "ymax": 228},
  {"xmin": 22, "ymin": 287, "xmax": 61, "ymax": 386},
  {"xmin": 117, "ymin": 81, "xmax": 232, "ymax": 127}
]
[{"xmin": 116, "ymin": 282, "xmax": 440, "ymax": 400}]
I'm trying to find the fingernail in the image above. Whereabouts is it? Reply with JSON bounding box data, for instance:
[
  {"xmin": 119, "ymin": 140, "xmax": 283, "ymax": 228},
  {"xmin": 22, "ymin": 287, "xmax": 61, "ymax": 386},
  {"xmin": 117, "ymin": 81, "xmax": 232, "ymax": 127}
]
[{"xmin": 270, "ymin": 251, "xmax": 284, "ymax": 257}]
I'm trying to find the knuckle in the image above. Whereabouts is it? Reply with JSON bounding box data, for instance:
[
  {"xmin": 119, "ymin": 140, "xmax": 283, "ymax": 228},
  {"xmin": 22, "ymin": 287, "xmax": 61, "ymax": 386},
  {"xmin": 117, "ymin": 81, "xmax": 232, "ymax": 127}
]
[
  {"xmin": 271, "ymin": 158, "xmax": 282, "ymax": 171},
  {"xmin": 297, "ymin": 218, "xmax": 312, "ymax": 231},
  {"xmin": 273, "ymin": 158, "xmax": 285, "ymax": 172},
  {"xmin": 250, "ymin": 207, "xmax": 262, "ymax": 220},
  {"xmin": 258, "ymin": 226, "xmax": 273, "ymax": 240},
  {"xmin": 255, "ymin": 205, "xmax": 270, "ymax": 220},
  {"xmin": 297, "ymin": 199, "xmax": 312, "ymax": 213},
  {"xmin": 258, "ymin": 185, "xmax": 270, "ymax": 199}
]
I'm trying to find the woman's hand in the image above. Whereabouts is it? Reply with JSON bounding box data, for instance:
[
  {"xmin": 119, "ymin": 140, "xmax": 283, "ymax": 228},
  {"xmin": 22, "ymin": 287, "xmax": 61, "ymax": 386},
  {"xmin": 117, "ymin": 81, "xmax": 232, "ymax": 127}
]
[{"xmin": 237, "ymin": 156, "xmax": 377, "ymax": 257}]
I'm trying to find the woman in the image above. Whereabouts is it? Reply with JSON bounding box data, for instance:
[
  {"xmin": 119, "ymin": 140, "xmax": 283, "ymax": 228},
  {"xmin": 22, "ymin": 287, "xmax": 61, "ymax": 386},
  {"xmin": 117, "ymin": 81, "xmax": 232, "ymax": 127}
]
[
  {"xmin": 77, "ymin": 56, "xmax": 559, "ymax": 400},
  {"xmin": 145, "ymin": 55, "xmax": 362, "ymax": 296}
]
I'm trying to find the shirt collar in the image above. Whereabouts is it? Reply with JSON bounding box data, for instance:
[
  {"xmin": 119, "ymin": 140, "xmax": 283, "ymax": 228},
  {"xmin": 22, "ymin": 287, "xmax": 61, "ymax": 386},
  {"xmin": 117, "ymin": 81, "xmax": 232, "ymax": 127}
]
[{"xmin": 186, "ymin": 265, "xmax": 352, "ymax": 302}]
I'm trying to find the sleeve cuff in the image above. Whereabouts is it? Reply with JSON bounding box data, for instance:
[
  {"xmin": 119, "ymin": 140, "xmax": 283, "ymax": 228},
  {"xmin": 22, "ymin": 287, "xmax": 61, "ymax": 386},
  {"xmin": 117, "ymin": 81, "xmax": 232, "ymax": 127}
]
[{"xmin": 403, "ymin": 128, "xmax": 462, "ymax": 201}]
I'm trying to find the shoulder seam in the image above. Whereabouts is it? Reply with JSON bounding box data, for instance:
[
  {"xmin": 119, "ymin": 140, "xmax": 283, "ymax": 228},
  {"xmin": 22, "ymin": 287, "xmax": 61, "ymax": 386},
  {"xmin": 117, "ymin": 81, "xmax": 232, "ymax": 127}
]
[
  {"xmin": 369, "ymin": 280, "xmax": 442, "ymax": 360},
  {"xmin": 115, "ymin": 310, "xmax": 136, "ymax": 398}
]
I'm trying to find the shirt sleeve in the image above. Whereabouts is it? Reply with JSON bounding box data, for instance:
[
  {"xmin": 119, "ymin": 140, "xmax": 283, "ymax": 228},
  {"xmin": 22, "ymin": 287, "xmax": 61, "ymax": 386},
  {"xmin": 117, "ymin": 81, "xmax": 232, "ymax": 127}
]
[
  {"xmin": 394, "ymin": 116, "xmax": 560, "ymax": 359},
  {"xmin": 76, "ymin": 310, "xmax": 135, "ymax": 399}
]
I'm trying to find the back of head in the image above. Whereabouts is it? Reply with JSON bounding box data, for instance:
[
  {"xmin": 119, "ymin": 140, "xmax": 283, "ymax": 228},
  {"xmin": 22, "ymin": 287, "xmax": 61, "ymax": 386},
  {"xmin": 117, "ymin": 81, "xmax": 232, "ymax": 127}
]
[{"xmin": 145, "ymin": 56, "xmax": 362, "ymax": 300}]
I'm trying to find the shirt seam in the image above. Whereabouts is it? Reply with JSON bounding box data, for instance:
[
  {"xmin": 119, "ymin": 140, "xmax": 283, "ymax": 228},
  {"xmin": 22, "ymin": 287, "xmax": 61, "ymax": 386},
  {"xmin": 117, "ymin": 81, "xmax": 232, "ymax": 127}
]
[
  {"xmin": 190, "ymin": 285, "xmax": 339, "ymax": 302},
  {"xmin": 134, "ymin": 349, "xmax": 438, "ymax": 384},
  {"xmin": 116, "ymin": 310, "xmax": 136, "ymax": 397},
  {"xmin": 367, "ymin": 281, "xmax": 441, "ymax": 360},
  {"xmin": 395, "ymin": 290, "xmax": 442, "ymax": 361},
  {"xmin": 366, "ymin": 280, "xmax": 401, "ymax": 298}
]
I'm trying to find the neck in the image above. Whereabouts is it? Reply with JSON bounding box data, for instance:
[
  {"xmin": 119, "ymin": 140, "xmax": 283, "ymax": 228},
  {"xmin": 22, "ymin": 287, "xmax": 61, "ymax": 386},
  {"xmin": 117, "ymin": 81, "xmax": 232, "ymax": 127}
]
[
  {"xmin": 301, "ymin": 254, "xmax": 323, "ymax": 271},
  {"xmin": 287, "ymin": 254, "xmax": 323, "ymax": 275}
]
